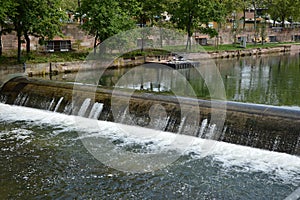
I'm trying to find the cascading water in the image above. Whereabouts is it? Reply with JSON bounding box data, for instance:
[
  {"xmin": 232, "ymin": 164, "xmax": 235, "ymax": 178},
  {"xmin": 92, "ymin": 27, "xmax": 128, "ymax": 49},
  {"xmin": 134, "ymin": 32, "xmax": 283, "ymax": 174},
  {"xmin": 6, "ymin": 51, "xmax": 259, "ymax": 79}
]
[
  {"xmin": 48, "ymin": 98, "xmax": 55, "ymax": 111},
  {"xmin": 88, "ymin": 102, "xmax": 104, "ymax": 119},
  {"xmin": 54, "ymin": 97, "xmax": 64, "ymax": 112},
  {"xmin": 77, "ymin": 98, "xmax": 91, "ymax": 117},
  {"xmin": 197, "ymin": 119, "xmax": 208, "ymax": 138},
  {"xmin": 0, "ymin": 77, "xmax": 299, "ymax": 155},
  {"xmin": 205, "ymin": 124, "xmax": 217, "ymax": 139},
  {"xmin": 14, "ymin": 93, "xmax": 28, "ymax": 106}
]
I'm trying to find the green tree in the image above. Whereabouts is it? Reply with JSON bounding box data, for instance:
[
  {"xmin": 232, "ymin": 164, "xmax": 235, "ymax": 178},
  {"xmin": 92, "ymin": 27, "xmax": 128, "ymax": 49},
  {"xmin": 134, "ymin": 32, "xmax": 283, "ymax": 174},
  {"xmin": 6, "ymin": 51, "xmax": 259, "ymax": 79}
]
[
  {"xmin": 268, "ymin": 0, "xmax": 300, "ymax": 28},
  {"xmin": 78, "ymin": 0, "xmax": 135, "ymax": 53},
  {"xmin": 169, "ymin": 0, "xmax": 225, "ymax": 49},
  {"xmin": 240, "ymin": 0, "xmax": 252, "ymax": 30},
  {"xmin": 137, "ymin": 0, "xmax": 167, "ymax": 27},
  {"xmin": 61, "ymin": 0, "xmax": 78, "ymax": 12},
  {"xmin": 6, "ymin": 0, "xmax": 65, "ymax": 62},
  {"xmin": 61, "ymin": 0, "xmax": 79, "ymax": 23},
  {"xmin": 117, "ymin": 0, "xmax": 169, "ymax": 27},
  {"xmin": 227, "ymin": 0, "xmax": 251, "ymax": 30}
]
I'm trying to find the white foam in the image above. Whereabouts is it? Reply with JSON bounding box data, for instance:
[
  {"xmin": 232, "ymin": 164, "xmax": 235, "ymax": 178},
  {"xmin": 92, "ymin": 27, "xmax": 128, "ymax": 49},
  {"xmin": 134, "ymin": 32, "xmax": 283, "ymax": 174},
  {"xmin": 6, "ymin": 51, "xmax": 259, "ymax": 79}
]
[
  {"xmin": 0, "ymin": 128, "xmax": 34, "ymax": 151},
  {"xmin": 0, "ymin": 103, "xmax": 299, "ymax": 183}
]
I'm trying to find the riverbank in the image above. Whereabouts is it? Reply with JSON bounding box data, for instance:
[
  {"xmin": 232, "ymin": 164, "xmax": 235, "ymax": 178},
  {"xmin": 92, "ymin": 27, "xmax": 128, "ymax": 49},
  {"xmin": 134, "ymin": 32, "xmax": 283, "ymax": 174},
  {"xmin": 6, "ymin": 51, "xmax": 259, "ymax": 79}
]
[
  {"xmin": 207, "ymin": 44, "xmax": 294, "ymax": 59},
  {"xmin": 1, "ymin": 43, "xmax": 299, "ymax": 76},
  {"xmin": 21, "ymin": 44, "xmax": 300, "ymax": 76}
]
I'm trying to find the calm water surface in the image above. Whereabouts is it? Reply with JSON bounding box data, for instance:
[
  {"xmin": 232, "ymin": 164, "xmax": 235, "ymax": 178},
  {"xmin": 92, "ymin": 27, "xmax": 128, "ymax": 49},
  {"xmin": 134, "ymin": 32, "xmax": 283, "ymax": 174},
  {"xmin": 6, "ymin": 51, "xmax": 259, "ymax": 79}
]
[{"xmin": 41, "ymin": 53, "xmax": 300, "ymax": 106}]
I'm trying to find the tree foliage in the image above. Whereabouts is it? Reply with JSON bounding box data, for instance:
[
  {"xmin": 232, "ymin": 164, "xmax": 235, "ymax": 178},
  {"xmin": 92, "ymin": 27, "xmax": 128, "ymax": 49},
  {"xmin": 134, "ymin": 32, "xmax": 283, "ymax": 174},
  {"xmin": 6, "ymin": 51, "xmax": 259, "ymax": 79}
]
[
  {"xmin": 0, "ymin": 0, "xmax": 17, "ymax": 56},
  {"xmin": 61, "ymin": 0, "xmax": 78, "ymax": 12},
  {"xmin": 268, "ymin": 0, "xmax": 300, "ymax": 27},
  {"xmin": 169, "ymin": 0, "xmax": 226, "ymax": 49},
  {"xmin": 2, "ymin": 0, "xmax": 300, "ymax": 62},
  {"xmin": 2, "ymin": 0, "xmax": 65, "ymax": 61},
  {"xmin": 136, "ymin": 0, "xmax": 167, "ymax": 26},
  {"xmin": 78, "ymin": 0, "xmax": 135, "ymax": 49},
  {"xmin": 0, "ymin": 0, "xmax": 15, "ymax": 22}
]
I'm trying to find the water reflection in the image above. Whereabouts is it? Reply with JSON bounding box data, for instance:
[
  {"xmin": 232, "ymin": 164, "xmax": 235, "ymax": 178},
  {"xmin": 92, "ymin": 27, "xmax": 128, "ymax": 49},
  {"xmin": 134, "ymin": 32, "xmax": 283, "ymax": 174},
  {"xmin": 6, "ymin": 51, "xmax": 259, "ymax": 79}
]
[
  {"xmin": 97, "ymin": 54, "xmax": 300, "ymax": 106},
  {"xmin": 217, "ymin": 53, "xmax": 300, "ymax": 106},
  {"xmin": 35, "ymin": 53, "xmax": 300, "ymax": 106}
]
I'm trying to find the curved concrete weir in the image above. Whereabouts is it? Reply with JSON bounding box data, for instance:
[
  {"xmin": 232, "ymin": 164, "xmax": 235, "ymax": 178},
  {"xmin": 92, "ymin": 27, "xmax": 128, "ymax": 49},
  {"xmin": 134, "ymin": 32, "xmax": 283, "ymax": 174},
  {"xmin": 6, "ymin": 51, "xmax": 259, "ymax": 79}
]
[{"xmin": 0, "ymin": 76, "xmax": 299, "ymax": 155}]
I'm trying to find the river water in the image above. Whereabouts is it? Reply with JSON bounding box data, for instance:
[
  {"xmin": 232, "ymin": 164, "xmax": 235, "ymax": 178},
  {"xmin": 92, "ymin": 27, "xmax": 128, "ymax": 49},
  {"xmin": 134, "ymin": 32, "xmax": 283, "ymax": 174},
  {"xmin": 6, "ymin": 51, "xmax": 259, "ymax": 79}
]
[
  {"xmin": 1, "ymin": 53, "xmax": 300, "ymax": 199},
  {"xmin": 44, "ymin": 53, "xmax": 300, "ymax": 106},
  {"xmin": 0, "ymin": 103, "xmax": 299, "ymax": 199}
]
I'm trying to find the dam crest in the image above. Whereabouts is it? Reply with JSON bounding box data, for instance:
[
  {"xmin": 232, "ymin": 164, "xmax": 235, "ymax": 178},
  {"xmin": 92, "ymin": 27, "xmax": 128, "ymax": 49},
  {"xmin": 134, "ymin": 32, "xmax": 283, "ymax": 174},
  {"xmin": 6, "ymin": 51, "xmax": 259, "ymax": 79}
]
[{"xmin": 0, "ymin": 76, "xmax": 299, "ymax": 155}]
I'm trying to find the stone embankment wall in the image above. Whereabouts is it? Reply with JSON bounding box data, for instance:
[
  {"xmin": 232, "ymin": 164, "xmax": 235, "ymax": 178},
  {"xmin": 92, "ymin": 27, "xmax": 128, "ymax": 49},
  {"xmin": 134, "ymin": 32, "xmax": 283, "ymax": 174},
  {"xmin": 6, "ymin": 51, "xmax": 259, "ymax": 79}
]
[
  {"xmin": 25, "ymin": 56, "xmax": 146, "ymax": 76},
  {"xmin": 25, "ymin": 45, "xmax": 299, "ymax": 76},
  {"xmin": 208, "ymin": 45, "xmax": 292, "ymax": 59}
]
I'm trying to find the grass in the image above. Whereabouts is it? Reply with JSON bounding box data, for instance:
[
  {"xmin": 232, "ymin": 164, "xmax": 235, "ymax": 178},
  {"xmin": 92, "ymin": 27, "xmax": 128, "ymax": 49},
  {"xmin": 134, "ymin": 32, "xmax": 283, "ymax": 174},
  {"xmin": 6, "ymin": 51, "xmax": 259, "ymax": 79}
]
[
  {"xmin": 122, "ymin": 48, "xmax": 170, "ymax": 59},
  {"xmin": 154, "ymin": 42, "xmax": 297, "ymax": 54},
  {"xmin": 202, "ymin": 42, "xmax": 295, "ymax": 52},
  {"xmin": 0, "ymin": 49, "xmax": 90, "ymax": 67},
  {"xmin": 0, "ymin": 55, "xmax": 19, "ymax": 67}
]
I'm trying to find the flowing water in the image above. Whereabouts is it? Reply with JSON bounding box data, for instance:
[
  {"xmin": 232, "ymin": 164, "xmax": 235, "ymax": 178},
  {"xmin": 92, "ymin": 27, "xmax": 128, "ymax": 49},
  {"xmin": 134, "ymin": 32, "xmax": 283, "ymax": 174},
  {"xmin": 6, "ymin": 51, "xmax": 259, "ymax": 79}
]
[
  {"xmin": 1, "ymin": 53, "xmax": 300, "ymax": 199},
  {"xmin": 0, "ymin": 103, "xmax": 299, "ymax": 199}
]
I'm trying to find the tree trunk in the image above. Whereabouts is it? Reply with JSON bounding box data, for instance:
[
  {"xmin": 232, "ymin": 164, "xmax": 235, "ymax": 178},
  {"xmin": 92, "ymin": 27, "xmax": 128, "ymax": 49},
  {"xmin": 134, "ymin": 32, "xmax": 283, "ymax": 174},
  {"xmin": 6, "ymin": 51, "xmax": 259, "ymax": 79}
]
[
  {"xmin": 253, "ymin": 3, "xmax": 257, "ymax": 45},
  {"xmin": 281, "ymin": 17, "xmax": 285, "ymax": 28},
  {"xmin": 216, "ymin": 22, "xmax": 221, "ymax": 49},
  {"xmin": 186, "ymin": 31, "xmax": 192, "ymax": 50},
  {"xmin": 93, "ymin": 31, "xmax": 98, "ymax": 55},
  {"xmin": 186, "ymin": 14, "xmax": 193, "ymax": 50},
  {"xmin": 24, "ymin": 33, "xmax": 30, "ymax": 54},
  {"xmin": 0, "ymin": 30, "xmax": 2, "ymax": 57},
  {"xmin": 17, "ymin": 32, "xmax": 22, "ymax": 63},
  {"xmin": 243, "ymin": 8, "xmax": 246, "ymax": 30}
]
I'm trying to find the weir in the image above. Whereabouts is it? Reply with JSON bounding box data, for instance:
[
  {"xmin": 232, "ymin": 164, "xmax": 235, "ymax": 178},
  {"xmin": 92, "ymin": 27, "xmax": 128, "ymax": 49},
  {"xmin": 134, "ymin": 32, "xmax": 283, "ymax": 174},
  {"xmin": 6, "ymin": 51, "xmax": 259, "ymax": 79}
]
[{"xmin": 0, "ymin": 76, "xmax": 299, "ymax": 155}]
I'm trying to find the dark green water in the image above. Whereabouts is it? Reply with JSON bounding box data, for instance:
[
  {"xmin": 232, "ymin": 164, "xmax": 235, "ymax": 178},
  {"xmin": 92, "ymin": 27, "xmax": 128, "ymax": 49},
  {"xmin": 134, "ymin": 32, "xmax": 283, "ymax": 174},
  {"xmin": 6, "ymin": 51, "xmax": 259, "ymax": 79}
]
[
  {"xmin": 97, "ymin": 53, "xmax": 300, "ymax": 106},
  {"xmin": 43, "ymin": 53, "xmax": 300, "ymax": 106},
  {"xmin": 218, "ymin": 53, "xmax": 300, "ymax": 106},
  {"xmin": 37, "ymin": 53, "xmax": 300, "ymax": 106}
]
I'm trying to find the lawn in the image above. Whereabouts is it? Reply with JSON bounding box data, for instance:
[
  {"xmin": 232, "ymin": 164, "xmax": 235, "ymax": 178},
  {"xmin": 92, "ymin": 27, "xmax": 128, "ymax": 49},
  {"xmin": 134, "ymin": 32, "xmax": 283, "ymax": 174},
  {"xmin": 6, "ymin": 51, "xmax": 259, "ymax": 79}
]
[
  {"xmin": 202, "ymin": 42, "xmax": 295, "ymax": 52},
  {"xmin": 0, "ymin": 50, "xmax": 90, "ymax": 67}
]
